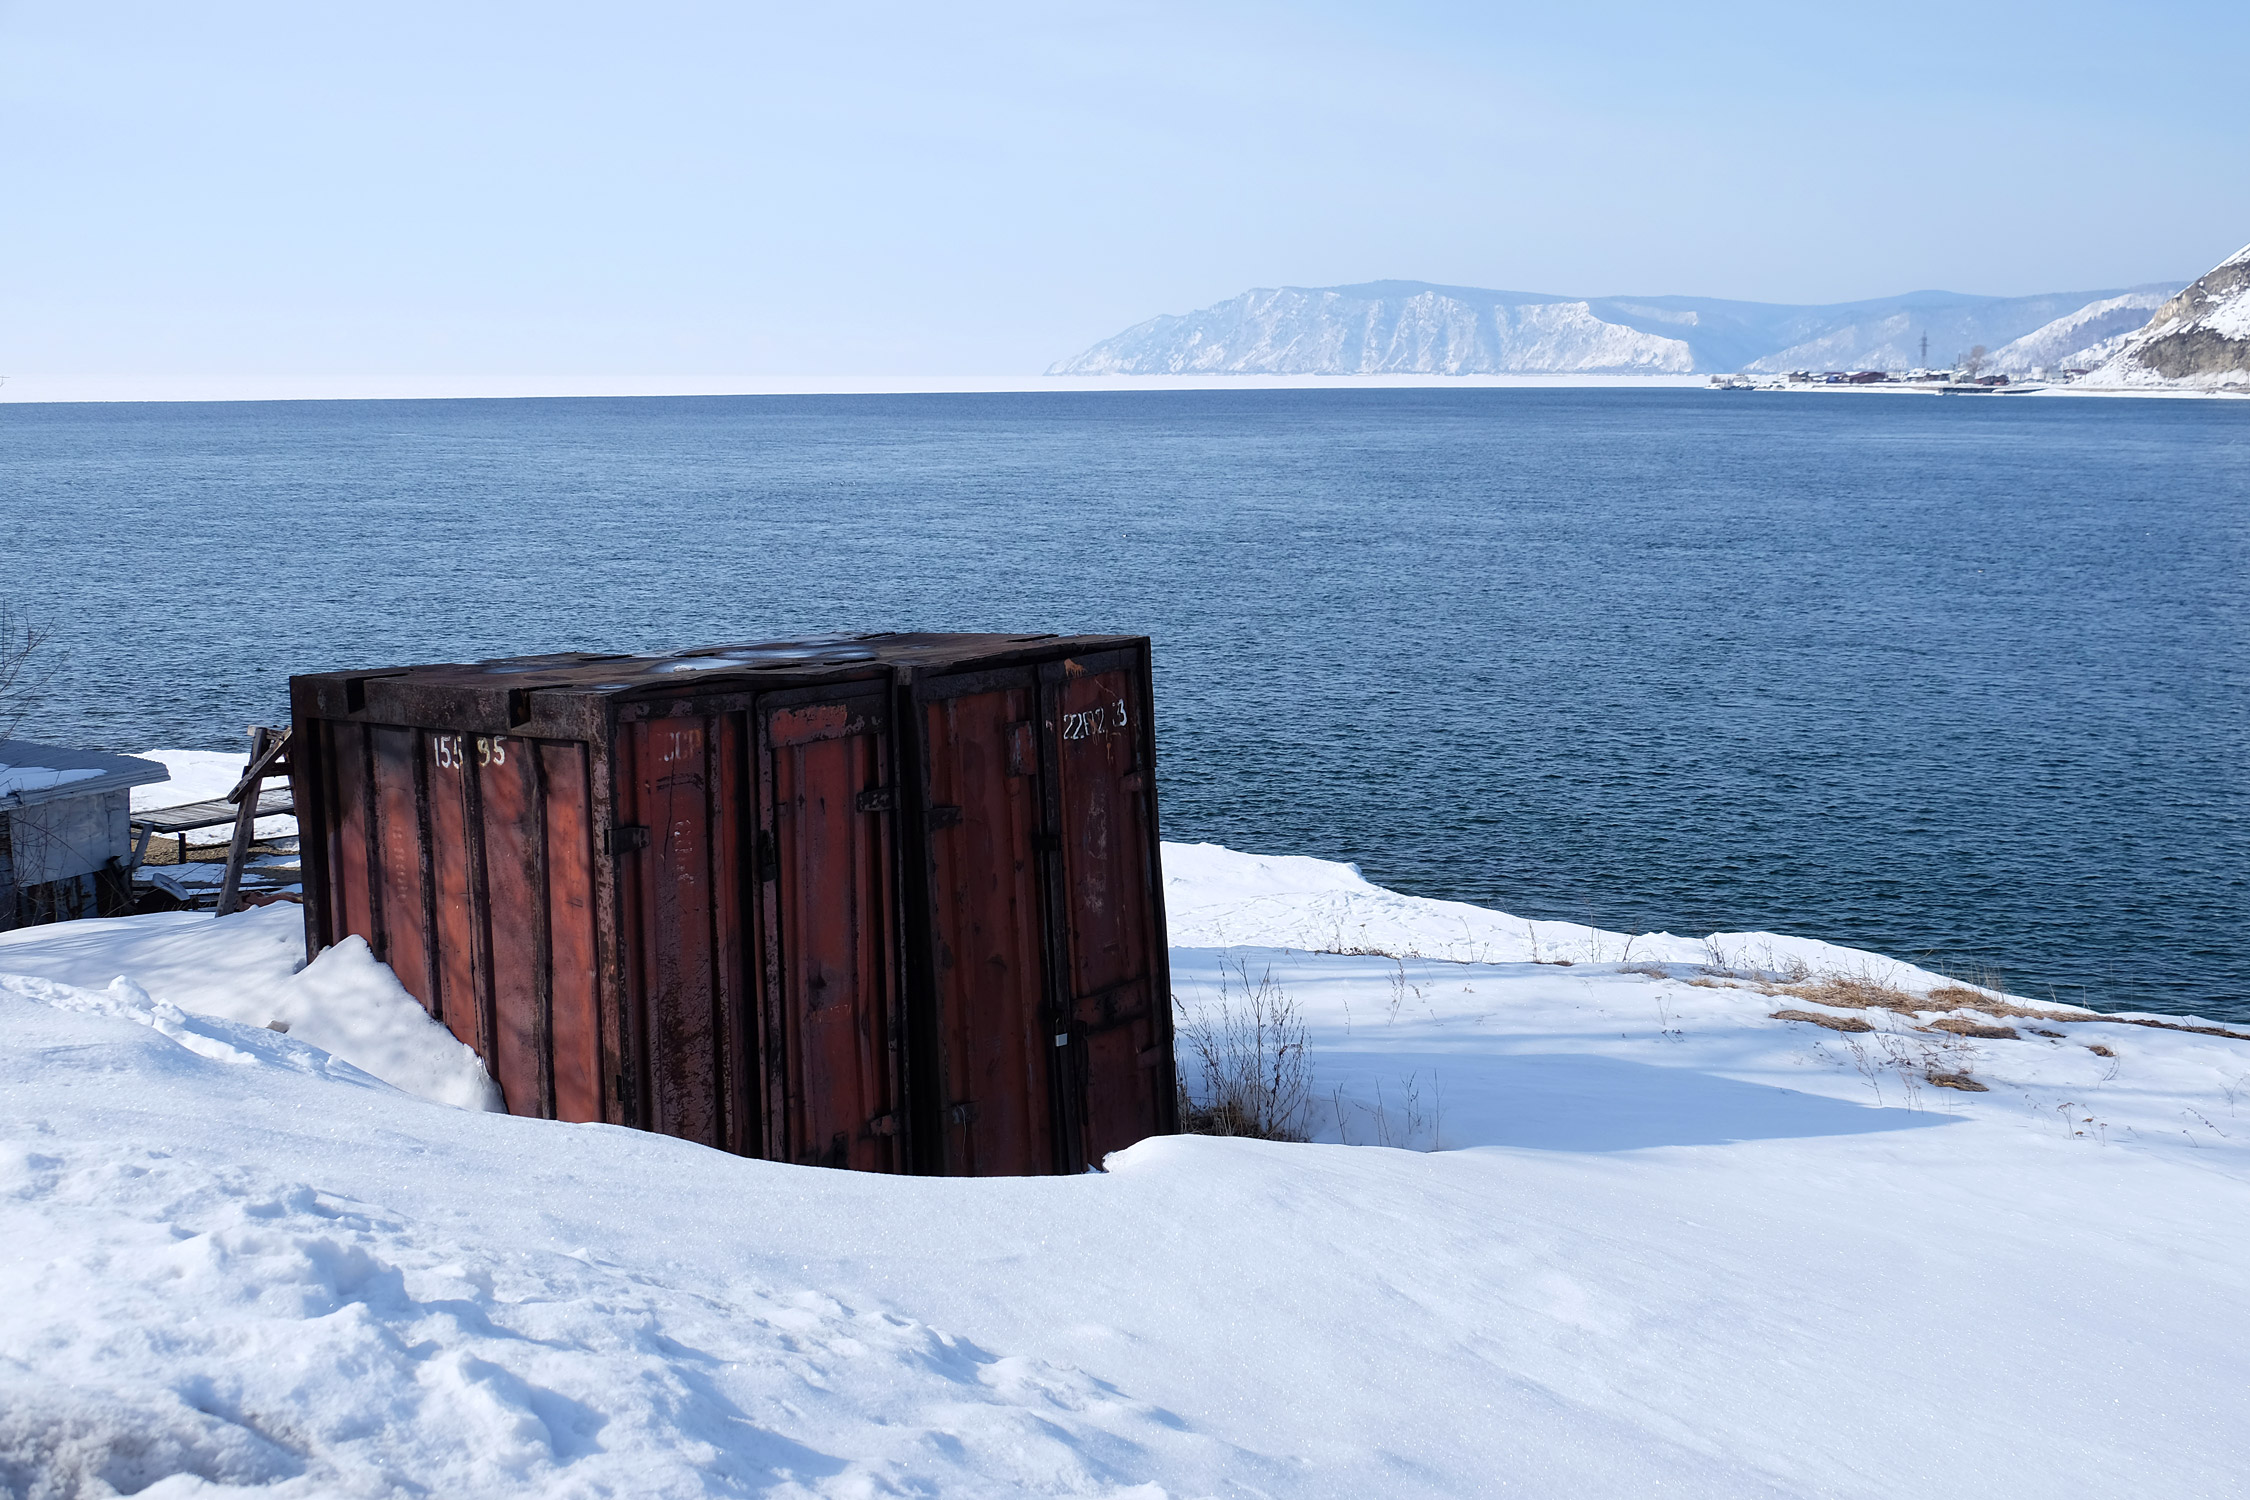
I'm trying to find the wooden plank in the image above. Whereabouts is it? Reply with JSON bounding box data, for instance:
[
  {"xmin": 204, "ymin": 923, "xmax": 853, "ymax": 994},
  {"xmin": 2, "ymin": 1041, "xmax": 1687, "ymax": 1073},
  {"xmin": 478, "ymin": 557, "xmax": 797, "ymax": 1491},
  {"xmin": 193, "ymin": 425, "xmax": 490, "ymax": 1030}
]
[
  {"xmin": 215, "ymin": 729, "xmax": 275, "ymax": 918},
  {"xmin": 131, "ymin": 787, "xmax": 296, "ymax": 835},
  {"xmin": 226, "ymin": 727, "xmax": 293, "ymax": 803}
]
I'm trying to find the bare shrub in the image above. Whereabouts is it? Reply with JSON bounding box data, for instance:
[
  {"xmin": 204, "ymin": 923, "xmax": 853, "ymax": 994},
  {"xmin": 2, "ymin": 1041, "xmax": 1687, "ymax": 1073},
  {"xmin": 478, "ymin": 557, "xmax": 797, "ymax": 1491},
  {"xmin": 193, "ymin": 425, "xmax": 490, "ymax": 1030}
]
[
  {"xmin": 0, "ymin": 606, "xmax": 57, "ymax": 741},
  {"xmin": 1174, "ymin": 961, "xmax": 1312, "ymax": 1142}
]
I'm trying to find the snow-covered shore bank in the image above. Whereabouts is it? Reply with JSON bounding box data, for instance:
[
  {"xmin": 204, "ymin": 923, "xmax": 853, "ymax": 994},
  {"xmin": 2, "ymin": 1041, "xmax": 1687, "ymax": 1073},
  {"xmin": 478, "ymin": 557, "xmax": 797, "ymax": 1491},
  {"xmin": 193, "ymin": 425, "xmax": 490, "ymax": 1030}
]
[{"xmin": 4, "ymin": 841, "xmax": 2246, "ymax": 1497}]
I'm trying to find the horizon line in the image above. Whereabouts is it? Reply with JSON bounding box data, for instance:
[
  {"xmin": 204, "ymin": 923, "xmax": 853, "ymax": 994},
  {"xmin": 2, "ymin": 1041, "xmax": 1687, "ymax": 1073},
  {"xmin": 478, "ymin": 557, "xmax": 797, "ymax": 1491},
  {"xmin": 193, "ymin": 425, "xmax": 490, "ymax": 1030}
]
[{"xmin": 0, "ymin": 373, "xmax": 1712, "ymax": 405}]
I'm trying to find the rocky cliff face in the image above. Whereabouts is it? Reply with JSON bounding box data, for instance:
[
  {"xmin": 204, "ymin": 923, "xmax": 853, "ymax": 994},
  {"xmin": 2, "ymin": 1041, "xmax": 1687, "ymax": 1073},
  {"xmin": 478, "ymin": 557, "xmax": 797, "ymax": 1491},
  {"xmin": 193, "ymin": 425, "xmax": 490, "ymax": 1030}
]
[{"xmin": 2082, "ymin": 243, "xmax": 2250, "ymax": 389}]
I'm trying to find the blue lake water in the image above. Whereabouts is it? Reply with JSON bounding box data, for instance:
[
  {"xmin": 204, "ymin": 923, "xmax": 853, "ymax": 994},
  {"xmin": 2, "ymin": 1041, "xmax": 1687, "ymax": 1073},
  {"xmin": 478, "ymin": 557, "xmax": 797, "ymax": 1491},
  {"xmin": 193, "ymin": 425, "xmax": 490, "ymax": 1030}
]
[{"xmin": 2, "ymin": 389, "xmax": 2244, "ymax": 1018}]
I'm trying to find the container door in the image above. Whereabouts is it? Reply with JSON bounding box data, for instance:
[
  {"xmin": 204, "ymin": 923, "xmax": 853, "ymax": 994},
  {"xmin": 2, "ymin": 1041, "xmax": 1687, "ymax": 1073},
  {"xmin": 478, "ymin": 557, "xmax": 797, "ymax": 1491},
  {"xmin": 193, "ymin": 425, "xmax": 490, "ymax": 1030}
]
[
  {"xmin": 538, "ymin": 741, "xmax": 604, "ymax": 1125},
  {"xmin": 320, "ymin": 720, "xmax": 377, "ymax": 955},
  {"xmin": 620, "ymin": 714, "xmax": 748, "ymax": 1150},
  {"xmin": 917, "ymin": 673, "xmax": 1055, "ymax": 1176},
  {"xmin": 424, "ymin": 730, "xmax": 483, "ymax": 1056},
  {"xmin": 476, "ymin": 735, "xmax": 550, "ymax": 1117},
  {"xmin": 757, "ymin": 690, "xmax": 902, "ymax": 1172},
  {"xmin": 307, "ymin": 718, "xmax": 607, "ymax": 1127},
  {"xmin": 367, "ymin": 725, "xmax": 435, "ymax": 1018},
  {"xmin": 1041, "ymin": 653, "xmax": 1172, "ymax": 1169}
]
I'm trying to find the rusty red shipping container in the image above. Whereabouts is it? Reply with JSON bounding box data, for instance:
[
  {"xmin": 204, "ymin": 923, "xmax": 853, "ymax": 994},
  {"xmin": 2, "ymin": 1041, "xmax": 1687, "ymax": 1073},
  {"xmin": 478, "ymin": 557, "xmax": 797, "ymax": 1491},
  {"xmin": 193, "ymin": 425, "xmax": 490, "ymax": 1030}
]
[{"xmin": 289, "ymin": 633, "xmax": 1177, "ymax": 1175}]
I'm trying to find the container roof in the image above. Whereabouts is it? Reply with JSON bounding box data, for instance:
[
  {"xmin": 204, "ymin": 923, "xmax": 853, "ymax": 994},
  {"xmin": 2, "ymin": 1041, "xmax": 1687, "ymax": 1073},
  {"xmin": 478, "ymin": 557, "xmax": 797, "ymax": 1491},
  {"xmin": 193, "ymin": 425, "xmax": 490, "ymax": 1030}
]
[{"xmin": 300, "ymin": 632, "xmax": 1138, "ymax": 697}]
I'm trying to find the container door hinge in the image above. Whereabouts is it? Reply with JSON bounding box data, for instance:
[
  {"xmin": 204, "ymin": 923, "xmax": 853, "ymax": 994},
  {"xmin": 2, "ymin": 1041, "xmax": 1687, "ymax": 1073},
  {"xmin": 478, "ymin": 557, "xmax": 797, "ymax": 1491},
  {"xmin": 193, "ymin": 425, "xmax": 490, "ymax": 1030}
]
[
  {"xmin": 866, "ymin": 1112, "xmax": 900, "ymax": 1137},
  {"xmin": 856, "ymin": 786, "xmax": 896, "ymax": 813},
  {"xmin": 605, "ymin": 824, "xmax": 649, "ymax": 855}
]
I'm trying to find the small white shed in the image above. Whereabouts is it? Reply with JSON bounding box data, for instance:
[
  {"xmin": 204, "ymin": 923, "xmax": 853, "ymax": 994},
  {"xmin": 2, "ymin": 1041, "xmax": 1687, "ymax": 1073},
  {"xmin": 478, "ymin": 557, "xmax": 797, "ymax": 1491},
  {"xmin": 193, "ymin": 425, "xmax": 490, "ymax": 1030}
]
[{"xmin": 0, "ymin": 739, "xmax": 171, "ymax": 929}]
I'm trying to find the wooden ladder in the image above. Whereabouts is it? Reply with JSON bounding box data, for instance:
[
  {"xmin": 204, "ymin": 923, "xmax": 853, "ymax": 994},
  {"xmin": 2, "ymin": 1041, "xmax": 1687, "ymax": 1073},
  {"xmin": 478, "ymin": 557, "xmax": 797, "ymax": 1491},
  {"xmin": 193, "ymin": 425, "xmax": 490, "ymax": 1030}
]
[{"xmin": 215, "ymin": 725, "xmax": 294, "ymax": 918}]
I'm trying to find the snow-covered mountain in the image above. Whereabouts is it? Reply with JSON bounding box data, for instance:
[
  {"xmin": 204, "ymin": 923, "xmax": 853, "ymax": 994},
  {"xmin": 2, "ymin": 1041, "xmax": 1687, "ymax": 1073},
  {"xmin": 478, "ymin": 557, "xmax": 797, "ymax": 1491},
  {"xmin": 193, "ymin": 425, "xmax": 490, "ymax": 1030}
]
[
  {"xmin": 1985, "ymin": 291, "xmax": 2172, "ymax": 374},
  {"xmin": 1050, "ymin": 284, "xmax": 1693, "ymax": 376},
  {"xmin": 1053, "ymin": 280, "xmax": 2186, "ymax": 376},
  {"xmin": 2080, "ymin": 241, "xmax": 2250, "ymax": 390}
]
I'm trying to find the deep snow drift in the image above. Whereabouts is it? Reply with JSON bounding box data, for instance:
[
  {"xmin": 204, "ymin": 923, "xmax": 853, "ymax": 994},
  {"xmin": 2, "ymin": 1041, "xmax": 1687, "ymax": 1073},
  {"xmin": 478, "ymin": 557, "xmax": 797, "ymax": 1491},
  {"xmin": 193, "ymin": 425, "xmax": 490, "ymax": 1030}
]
[{"xmin": 4, "ymin": 841, "xmax": 2247, "ymax": 1497}]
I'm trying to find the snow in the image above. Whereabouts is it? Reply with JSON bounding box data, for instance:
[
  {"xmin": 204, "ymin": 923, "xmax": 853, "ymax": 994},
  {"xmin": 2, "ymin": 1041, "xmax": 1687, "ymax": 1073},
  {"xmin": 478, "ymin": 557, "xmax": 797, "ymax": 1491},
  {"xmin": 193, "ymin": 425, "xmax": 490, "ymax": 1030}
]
[
  {"xmin": 1984, "ymin": 291, "xmax": 2170, "ymax": 374},
  {"xmin": 0, "ymin": 764, "xmax": 103, "ymax": 799},
  {"xmin": 1163, "ymin": 840, "xmax": 1994, "ymax": 992},
  {"xmin": 134, "ymin": 748, "xmax": 299, "ymax": 844},
  {"xmin": 2208, "ymin": 288, "xmax": 2250, "ymax": 343},
  {"xmin": 1054, "ymin": 287, "xmax": 1695, "ymax": 376},
  {"xmin": 2082, "ymin": 240, "xmax": 2250, "ymax": 390},
  {"xmin": 4, "ymin": 840, "xmax": 2248, "ymax": 1496},
  {"xmin": 0, "ymin": 908, "xmax": 495, "ymax": 1111}
]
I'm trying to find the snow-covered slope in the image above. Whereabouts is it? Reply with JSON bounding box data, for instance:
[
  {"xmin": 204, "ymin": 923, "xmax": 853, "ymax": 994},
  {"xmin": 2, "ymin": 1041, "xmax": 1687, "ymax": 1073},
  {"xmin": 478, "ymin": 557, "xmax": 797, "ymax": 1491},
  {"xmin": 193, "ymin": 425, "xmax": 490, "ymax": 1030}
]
[
  {"xmin": 5, "ymin": 841, "xmax": 2247, "ymax": 1496},
  {"xmin": 1984, "ymin": 290, "xmax": 2173, "ymax": 373},
  {"xmin": 1051, "ymin": 285, "xmax": 1694, "ymax": 376},
  {"xmin": 2082, "ymin": 240, "xmax": 2250, "ymax": 390},
  {"xmin": 1054, "ymin": 281, "xmax": 2184, "ymax": 376}
]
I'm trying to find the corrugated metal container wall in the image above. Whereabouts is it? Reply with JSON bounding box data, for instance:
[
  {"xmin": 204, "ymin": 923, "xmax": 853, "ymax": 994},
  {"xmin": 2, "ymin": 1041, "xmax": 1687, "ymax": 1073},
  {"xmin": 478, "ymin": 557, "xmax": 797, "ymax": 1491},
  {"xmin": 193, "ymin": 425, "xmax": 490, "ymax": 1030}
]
[
  {"xmin": 291, "ymin": 634, "xmax": 1175, "ymax": 1177},
  {"xmin": 310, "ymin": 715, "xmax": 611, "ymax": 1127}
]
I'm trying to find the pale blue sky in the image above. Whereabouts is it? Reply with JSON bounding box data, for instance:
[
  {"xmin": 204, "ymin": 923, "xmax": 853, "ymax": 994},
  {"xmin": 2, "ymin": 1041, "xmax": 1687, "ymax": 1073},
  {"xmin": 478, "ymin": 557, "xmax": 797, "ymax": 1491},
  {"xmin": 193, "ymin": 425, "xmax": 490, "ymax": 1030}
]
[{"xmin": 5, "ymin": 1, "xmax": 2244, "ymax": 376}]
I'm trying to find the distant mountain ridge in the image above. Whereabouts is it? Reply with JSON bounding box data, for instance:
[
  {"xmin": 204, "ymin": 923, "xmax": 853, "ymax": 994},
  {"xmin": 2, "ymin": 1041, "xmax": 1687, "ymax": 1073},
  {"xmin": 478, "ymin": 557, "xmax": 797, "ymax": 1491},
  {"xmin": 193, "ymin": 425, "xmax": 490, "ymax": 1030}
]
[{"xmin": 1052, "ymin": 279, "xmax": 2187, "ymax": 377}]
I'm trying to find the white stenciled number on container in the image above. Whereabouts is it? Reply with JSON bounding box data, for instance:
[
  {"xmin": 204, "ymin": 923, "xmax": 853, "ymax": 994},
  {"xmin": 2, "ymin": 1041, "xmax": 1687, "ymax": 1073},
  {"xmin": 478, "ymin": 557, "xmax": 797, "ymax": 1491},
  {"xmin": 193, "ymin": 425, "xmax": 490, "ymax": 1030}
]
[
  {"xmin": 1061, "ymin": 698, "xmax": 1131, "ymax": 742},
  {"xmin": 433, "ymin": 734, "xmax": 507, "ymax": 771}
]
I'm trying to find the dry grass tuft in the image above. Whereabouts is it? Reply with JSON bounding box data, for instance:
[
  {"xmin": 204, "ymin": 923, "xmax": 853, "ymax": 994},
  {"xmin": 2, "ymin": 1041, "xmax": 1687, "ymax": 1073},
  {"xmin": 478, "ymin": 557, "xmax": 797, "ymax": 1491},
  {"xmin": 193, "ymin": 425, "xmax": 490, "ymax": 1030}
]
[
  {"xmin": 1781, "ymin": 974, "xmax": 1921, "ymax": 1012},
  {"xmin": 1755, "ymin": 973, "xmax": 2250, "ymax": 1045},
  {"xmin": 1772, "ymin": 1009, "xmax": 1874, "ymax": 1034},
  {"xmin": 1927, "ymin": 1017, "xmax": 2021, "ymax": 1041},
  {"xmin": 1921, "ymin": 982, "xmax": 2056, "ymax": 1019}
]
